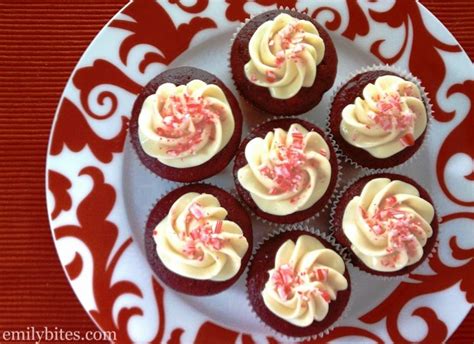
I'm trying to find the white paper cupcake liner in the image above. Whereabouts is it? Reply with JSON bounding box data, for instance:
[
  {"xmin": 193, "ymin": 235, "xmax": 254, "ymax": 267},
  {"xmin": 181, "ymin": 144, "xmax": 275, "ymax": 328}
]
[
  {"xmin": 244, "ymin": 224, "xmax": 354, "ymax": 341},
  {"xmin": 328, "ymin": 170, "xmax": 441, "ymax": 281},
  {"xmin": 326, "ymin": 63, "xmax": 434, "ymax": 171},
  {"xmin": 232, "ymin": 115, "xmax": 343, "ymax": 228}
]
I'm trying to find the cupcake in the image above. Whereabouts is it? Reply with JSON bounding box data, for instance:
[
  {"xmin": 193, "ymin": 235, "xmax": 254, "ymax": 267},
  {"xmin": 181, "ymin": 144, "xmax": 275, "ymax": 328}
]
[
  {"xmin": 145, "ymin": 184, "xmax": 252, "ymax": 295},
  {"xmin": 328, "ymin": 69, "xmax": 429, "ymax": 169},
  {"xmin": 233, "ymin": 118, "xmax": 338, "ymax": 224},
  {"xmin": 247, "ymin": 229, "xmax": 350, "ymax": 339},
  {"xmin": 332, "ymin": 173, "xmax": 438, "ymax": 277},
  {"xmin": 230, "ymin": 9, "xmax": 337, "ymax": 116},
  {"xmin": 130, "ymin": 66, "xmax": 243, "ymax": 182}
]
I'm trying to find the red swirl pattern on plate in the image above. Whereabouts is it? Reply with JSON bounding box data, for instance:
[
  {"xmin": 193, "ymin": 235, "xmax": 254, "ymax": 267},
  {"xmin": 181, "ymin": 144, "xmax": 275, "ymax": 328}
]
[
  {"xmin": 72, "ymin": 59, "xmax": 142, "ymax": 120},
  {"xmin": 224, "ymin": 0, "xmax": 297, "ymax": 22},
  {"xmin": 48, "ymin": 170, "xmax": 72, "ymax": 220},
  {"xmin": 45, "ymin": 0, "xmax": 473, "ymax": 342},
  {"xmin": 50, "ymin": 98, "xmax": 129, "ymax": 163},
  {"xmin": 109, "ymin": 0, "xmax": 216, "ymax": 73},
  {"xmin": 53, "ymin": 167, "xmax": 156, "ymax": 343},
  {"xmin": 437, "ymin": 80, "xmax": 474, "ymax": 207}
]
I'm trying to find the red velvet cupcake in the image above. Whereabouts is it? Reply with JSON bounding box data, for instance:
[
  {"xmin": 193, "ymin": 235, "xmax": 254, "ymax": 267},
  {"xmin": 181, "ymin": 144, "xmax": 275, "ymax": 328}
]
[
  {"xmin": 145, "ymin": 184, "xmax": 252, "ymax": 295},
  {"xmin": 230, "ymin": 9, "xmax": 337, "ymax": 116},
  {"xmin": 233, "ymin": 118, "xmax": 338, "ymax": 224},
  {"xmin": 332, "ymin": 173, "xmax": 438, "ymax": 277},
  {"xmin": 328, "ymin": 69, "xmax": 430, "ymax": 169},
  {"xmin": 130, "ymin": 66, "xmax": 243, "ymax": 182},
  {"xmin": 247, "ymin": 229, "xmax": 351, "ymax": 339}
]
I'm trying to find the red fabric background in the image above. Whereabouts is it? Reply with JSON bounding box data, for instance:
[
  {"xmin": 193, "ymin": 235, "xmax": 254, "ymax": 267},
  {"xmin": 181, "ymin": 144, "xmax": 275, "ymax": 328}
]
[{"xmin": 0, "ymin": 0, "xmax": 471, "ymax": 342}]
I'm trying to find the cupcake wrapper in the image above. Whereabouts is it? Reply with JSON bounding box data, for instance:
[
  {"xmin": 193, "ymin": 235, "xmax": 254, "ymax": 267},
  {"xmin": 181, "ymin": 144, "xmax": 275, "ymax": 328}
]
[
  {"xmin": 329, "ymin": 170, "xmax": 441, "ymax": 281},
  {"xmin": 244, "ymin": 224, "xmax": 354, "ymax": 341},
  {"xmin": 127, "ymin": 136, "xmax": 178, "ymax": 186},
  {"xmin": 228, "ymin": 13, "xmax": 252, "ymax": 110},
  {"xmin": 326, "ymin": 63, "xmax": 434, "ymax": 171},
  {"xmin": 233, "ymin": 115, "xmax": 343, "ymax": 227},
  {"xmin": 143, "ymin": 181, "xmax": 182, "ymax": 232}
]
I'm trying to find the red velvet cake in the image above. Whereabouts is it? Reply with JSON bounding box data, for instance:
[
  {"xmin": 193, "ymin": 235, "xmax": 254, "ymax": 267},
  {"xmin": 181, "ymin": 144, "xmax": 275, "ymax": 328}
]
[
  {"xmin": 130, "ymin": 66, "xmax": 243, "ymax": 182},
  {"xmin": 246, "ymin": 229, "xmax": 351, "ymax": 338},
  {"xmin": 145, "ymin": 184, "xmax": 253, "ymax": 295},
  {"xmin": 233, "ymin": 118, "xmax": 338, "ymax": 224},
  {"xmin": 332, "ymin": 173, "xmax": 438, "ymax": 277},
  {"xmin": 230, "ymin": 9, "xmax": 337, "ymax": 116},
  {"xmin": 328, "ymin": 70, "xmax": 429, "ymax": 169}
]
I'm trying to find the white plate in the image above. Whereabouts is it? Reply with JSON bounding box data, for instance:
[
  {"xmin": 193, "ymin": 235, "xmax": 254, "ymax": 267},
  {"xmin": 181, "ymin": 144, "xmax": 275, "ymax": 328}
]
[{"xmin": 46, "ymin": 1, "xmax": 474, "ymax": 342}]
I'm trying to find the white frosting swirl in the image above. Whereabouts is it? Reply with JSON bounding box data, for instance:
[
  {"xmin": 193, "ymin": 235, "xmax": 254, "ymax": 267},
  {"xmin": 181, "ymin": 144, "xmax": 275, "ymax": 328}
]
[
  {"xmin": 244, "ymin": 13, "xmax": 325, "ymax": 99},
  {"xmin": 342, "ymin": 178, "xmax": 435, "ymax": 272},
  {"xmin": 262, "ymin": 235, "xmax": 348, "ymax": 327},
  {"xmin": 138, "ymin": 80, "xmax": 235, "ymax": 168},
  {"xmin": 340, "ymin": 75, "xmax": 427, "ymax": 158},
  {"xmin": 154, "ymin": 192, "xmax": 249, "ymax": 281},
  {"xmin": 237, "ymin": 123, "xmax": 332, "ymax": 216}
]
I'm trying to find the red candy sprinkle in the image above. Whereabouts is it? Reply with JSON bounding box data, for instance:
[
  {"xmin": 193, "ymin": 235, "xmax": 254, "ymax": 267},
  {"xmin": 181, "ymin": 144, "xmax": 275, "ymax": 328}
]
[
  {"xmin": 189, "ymin": 202, "xmax": 205, "ymax": 219},
  {"xmin": 318, "ymin": 288, "xmax": 331, "ymax": 303},
  {"xmin": 400, "ymin": 133, "xmax": 415, "ymax": 146},
  {"xmin": 265, "ymin": 70, "xmax": 277, "ymax": 83},
  {"xmin": 385, "ymin": 195, "xmax": 398, "ymax": 207},
  {"xmin": 311, "ymin": 268, "xmax": 328, "ymax": 282},
  {"xmin": 214, "ymin": 220, "xmax": 223, "ymax": 234},
  {"xmin": 275, "ymin": 51, "xmax": 286, "ymax": 67},
  {"xmin": 369, "ymin": 92, "xmax": 416, "ymax": 132}
]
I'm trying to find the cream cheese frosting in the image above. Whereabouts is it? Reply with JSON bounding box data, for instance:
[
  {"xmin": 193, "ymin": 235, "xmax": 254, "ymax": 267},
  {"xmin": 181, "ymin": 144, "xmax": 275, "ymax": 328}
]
[
  {"xmin": 244, "ymin": 13, "xmax": 325, "ymax": 99},
  {"xmin": 237, "ymin": 123, "xmax": 332, "ymax": 216},
  {"xmin": 153, "ymin": 192, "xmax": 249, "ymax": 281},
  {"xmin": 342, "ymin": 178, "xmax": 435, "ymax": 272},
  {"xmin": 138, "ymin": 80, "xmax": 235, "ymax": 168},
  {"xmin": 339, "ymin": 75, "xmax": 427, "ymax": 158},
  {"xmin": 262, "ymin": 235, "xmax": 348, "ymax": 327}
]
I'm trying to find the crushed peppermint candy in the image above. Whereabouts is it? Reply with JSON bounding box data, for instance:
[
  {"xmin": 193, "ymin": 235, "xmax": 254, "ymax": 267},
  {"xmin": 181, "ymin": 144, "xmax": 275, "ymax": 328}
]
[
  {"xmin": 271, "ymin": 264, "xmax": 332, "ymax": 303},
  {"xmin": 265, "ymin": 70, "xmax": 277, "ymax": 83},
  {"xmin": 179, "ymin": 203, "xmax": 228, "ymax": 260},
  {"xmin": 182, "ymin": 221, "xmax": 227, "ymax": 260},
  {"xmin": 360, "ymin": 195, "xmax": 424, "ymax": 257},
  {"xmin": 268, "ymin": 21, "xmax": 307, "ymax": 69},
  {"xmin": 272, "ymin": 264, "xmax": 300, "ymax": 301},
  {"xmin": 318, "ymin": 287, "xmax": 331, "ymax": 303},
  {"xmin": 368, "ymin": 92, "xmax": 416, "ymax": 133},
  {"xmin": 189, "ymin": 202, "xmax": 205, "ymax": 219},
  {"xmin": 400, "ymin": 133, "xmax": 415, "ymax": 147},
  {"xmin": 311, "ymin": 267, "xmax": 329, "ymax": 282},
  {"xmin": 258, "ymin": 128, "xmax": 310, "ymax": 195},
  {"xmin": 278, "ymin": 22, "xmax": 305, "ymax": 50},
  {"xmin": 275, "ymin": 51, "xmax": 286, "ymax": 67},
  {"xmin": 156, "ymin": 91, "xmax": 223, "ymax": 156}
]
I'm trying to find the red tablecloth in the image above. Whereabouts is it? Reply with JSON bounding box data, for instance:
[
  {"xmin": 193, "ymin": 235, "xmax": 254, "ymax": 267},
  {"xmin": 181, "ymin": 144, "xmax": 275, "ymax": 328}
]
[{"xmin": 0, "ymin": 1, "xmax": 472, "ymax": 342}]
